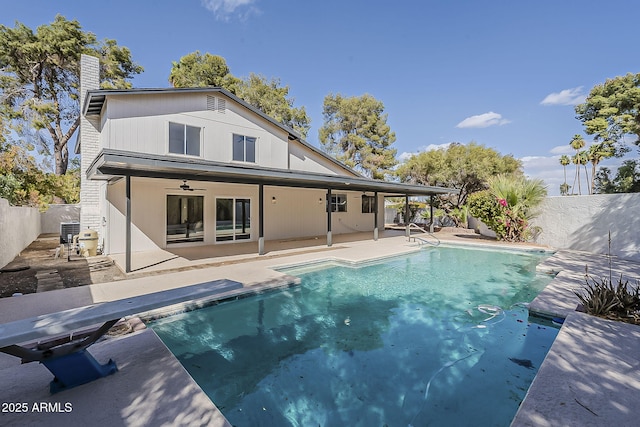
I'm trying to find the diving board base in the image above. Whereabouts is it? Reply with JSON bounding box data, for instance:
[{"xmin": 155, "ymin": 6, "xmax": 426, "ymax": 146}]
[{"xmin": 44, "ymin": 350, "xmax": 118, "ymax": 394}]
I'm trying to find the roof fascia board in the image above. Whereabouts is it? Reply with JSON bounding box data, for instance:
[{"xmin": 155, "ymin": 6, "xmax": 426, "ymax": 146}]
[{"xmin": 89, "ymin": 149, "xmax": 457, "ymax": 196}]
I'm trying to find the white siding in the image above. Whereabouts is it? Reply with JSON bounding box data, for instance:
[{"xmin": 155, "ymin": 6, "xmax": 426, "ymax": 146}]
[
  {"xmin": 99, "ymin": 92, "xmax": 358, "ymax": 175},
  {"xmin": 288, "ymin": 141, "xmax": 357, "ymax": 176},
  {"xmin": 102, "ymin": 93, "xmax": 290, "ymax": 169}
]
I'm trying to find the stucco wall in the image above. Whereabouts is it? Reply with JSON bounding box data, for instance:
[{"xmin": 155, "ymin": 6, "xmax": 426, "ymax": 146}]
[
  {"xmin": 530, "ymin": 193, "xmax": 640, "ymax": 261},
  {"xmin": 102, "ymin": 177, "xmax": 384, "ymax": 254},
  {"xmin": 40, "ymin": 204, "xmax": 80, "ymax": 234},
  {"xmin": 0, "ymin": 198, "xmax": 41, "ymax": 269}
]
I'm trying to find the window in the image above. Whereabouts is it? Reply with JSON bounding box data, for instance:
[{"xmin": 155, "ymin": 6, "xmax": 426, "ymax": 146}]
[
  {"xmin": 166, "ymin": 195, "xmax": 204, "ymax": 243},
  {"xmin": 232, "ymin": 134, "xmax": 256, "ymax": 163},
  {"xmin": 362, "ymin": 195, "xmax": 376, "ymax": 213},
  {"xmin": 328, "ymin": 194, "xmax": 347, "ymax": 212},
  {"xmin": 169, "ymin": 122, "xmax": 200, "ymax": 156},
  {"xmin": 216, "ymin": 198, "xmax": 251, "ymax": 242}
]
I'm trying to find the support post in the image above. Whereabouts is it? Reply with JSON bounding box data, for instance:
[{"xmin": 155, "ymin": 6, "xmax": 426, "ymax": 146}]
[
  {"xmin": 327, "ymin": 188, "xmax": 332, "ymax": 247},
  {"xmin": 429, "ymin": 194, "xmax": 435, "ymax": 233},
  {"xmin": 373, "ymin": 191, "xmax": 379, "ymax": 241},
  {"xmin": 258, "ymin": 184, "xmax": 265, "ymax": 255},
  {"xmin": 125, "ymin": 175, "xmax": 131, "ymax": 273},
  {"xmin": 405, "ymin": 195, "xmax": 410, "ymax": 238}
]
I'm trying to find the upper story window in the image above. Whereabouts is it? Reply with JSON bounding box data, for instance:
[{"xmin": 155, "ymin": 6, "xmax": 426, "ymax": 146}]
[
  {"xmin": 169, "ymin": 122, "xmax": 201, "ymax": 156},
  {"xmin": 233, "ymin": 134, "xmax": 256, "ymax": 163}
]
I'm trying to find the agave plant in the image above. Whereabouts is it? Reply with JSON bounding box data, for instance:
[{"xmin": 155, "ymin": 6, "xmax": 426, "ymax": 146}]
[{"xmin": 575, "ymin": 275, "xmax": 640, "ymax": 323}]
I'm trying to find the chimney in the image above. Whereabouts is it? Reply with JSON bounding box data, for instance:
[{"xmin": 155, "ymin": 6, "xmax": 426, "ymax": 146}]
[{"xmin": 79, "ymin": 55, "xmax": 102, "ymax": 235}]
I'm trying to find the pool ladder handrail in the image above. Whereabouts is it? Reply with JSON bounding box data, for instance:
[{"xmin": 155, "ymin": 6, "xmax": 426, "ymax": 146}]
[{"xmin": 407, "ymin": 223, "xmax": 440, "ymax": 246}]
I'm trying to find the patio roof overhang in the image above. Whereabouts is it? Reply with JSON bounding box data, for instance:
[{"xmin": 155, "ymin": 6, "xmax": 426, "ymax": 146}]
[{"xmin": 88, "ymin": 148, "xmax": 458, "ymax": 197}]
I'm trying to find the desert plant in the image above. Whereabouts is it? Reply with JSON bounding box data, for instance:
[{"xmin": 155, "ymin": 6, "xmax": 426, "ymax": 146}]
[
  {"xmin": 574, "ymin": 231, "xmax": 640, "ymax": 324},
  {"xmin": 575, "ymin": 275, "xmax": 640, "ymax": 323},
  {"xmin": 467, "ymin": 175, "xmax": 546, "ymax": 242}
]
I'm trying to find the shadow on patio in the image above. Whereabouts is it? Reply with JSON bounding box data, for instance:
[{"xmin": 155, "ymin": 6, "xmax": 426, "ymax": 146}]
[{"xmin": 109, "ymin": 229, "xmax": 409, "ymax": 276}]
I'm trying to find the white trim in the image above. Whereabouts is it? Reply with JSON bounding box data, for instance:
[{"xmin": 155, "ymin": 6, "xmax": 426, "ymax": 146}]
[{"xmin": 166, "ymin": 121, "xmax": 203, "ymax": 158}]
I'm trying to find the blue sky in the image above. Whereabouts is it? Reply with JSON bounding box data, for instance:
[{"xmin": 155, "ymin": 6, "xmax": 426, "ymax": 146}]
[{"xmin": 2, "ymin": 0, "xmax": 639, "ymax": 195}]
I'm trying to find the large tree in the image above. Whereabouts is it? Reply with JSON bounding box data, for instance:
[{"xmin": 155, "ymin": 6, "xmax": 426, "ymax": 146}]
[
  {"xmin": 575, "ymin": 73, "xmax": 640, "ymax": 154},
  {"xmin": 168, "ymin": 51, "xmax": 239, "ymax": 89},
  {"xmin": 235, "ymin": 73, "xmax": 310, "ymax": 138},
  {"xmin": 168, "ymin": 51, "xmax": 310, "ymax": 138},
  {"xmin": 595, "ymin": 160, "xmax": 640, "ymax": 194},
  {"xmin": 0, "ymin": 15, "xmax": 142, "ymax": 175},
  {"xmin": 587, "ymin": 142, "xmax": 614, "ymax": 195},
  {"xmin": 395, "ymin": 142, "xmax": 522, "ymax": 208},
  {"xmin": 319, "ymin": 93, "xmax": 397, "ymax": 179}
]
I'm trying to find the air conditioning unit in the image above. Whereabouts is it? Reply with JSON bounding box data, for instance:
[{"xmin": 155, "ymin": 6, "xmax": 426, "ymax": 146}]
[{"xmin": 60, "ymin": 222, "xmax": 80, "ymax": 244}]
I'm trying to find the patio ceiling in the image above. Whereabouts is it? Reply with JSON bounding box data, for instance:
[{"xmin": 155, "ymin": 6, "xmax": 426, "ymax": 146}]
[{"xmin": 88, "ymin": 148, "xmax": 458, "ymax": 197}]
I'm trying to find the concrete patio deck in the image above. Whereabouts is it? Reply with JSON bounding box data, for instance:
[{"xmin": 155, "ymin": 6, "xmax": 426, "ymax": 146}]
[
  {"xmin": 513, "ymin": 250, "xmax": 640, "ymax": 427},
  {"xmin": 1, "ymin": 231, "xmax": 639, "ymax": 426}
]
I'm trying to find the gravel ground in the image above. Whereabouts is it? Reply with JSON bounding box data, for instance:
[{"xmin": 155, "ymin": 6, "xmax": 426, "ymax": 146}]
[{"xmin": 0, "ymin": 234, "xmax": 126, "ymax": 298}]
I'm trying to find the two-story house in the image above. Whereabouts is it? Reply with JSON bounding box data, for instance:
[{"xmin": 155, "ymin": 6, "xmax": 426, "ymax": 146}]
[{"xmin": 77, "ymin": 55, "xmax": 453, "ymax": 272}]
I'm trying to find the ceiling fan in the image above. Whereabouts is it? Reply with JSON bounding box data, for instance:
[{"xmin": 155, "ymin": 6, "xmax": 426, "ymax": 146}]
[{"xmin": 165, "ymin": 180, "xmax": 205, "ymax": 191}]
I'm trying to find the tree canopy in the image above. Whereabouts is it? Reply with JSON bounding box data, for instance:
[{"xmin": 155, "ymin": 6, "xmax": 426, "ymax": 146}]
[
  {"xmin": 575, "ymin": 73, "xmax": 640, "ymax": 154},
  {"xmin": 594, "ymin": 160, "xmax": 640, "ymax": 194},
  {"xmin": 168, "ymin": 51, "xmax": 238, "ymax": 89},
  {"xmin": 395, "ymin": 142, "xmax": 522, "ymax": 208},
  {"xmin": 0, "ymin": 15, "xmax": 142, "ymax": 175},
  {"xmin": 168, "ymin": 51, "xmax": 310, "ymax": 138},
  {"xmin": 0, "ymin": 142, "xmax": 79, "ymax": 208},
  {"xmin": 318, "ymin": 93, "xmax": 397, "ymax": 179}
]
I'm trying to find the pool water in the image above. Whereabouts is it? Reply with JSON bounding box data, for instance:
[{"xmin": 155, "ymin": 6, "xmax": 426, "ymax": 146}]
[{"xmin": 150, "ymin": 246, "xmax": 559, "ymax": 426}]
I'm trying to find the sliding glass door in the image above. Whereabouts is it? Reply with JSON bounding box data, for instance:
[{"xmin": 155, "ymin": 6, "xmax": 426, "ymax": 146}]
[
  {"xmin": 166, "ymin": 195, "xmax": 204, "ymax": 243},
  {"xmin": 216, "ymin": 198, "xmax": 251, "ymax": 242}
]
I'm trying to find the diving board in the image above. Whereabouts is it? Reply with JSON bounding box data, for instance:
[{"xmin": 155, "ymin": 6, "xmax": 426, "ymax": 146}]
[{"xmin": 0, "ymin": 279, "xmax": 243, "ymax": 393}]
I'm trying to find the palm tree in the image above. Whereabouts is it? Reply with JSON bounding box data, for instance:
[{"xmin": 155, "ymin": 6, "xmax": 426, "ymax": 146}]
[
  {"xmin": 578, "ymin": 151, "xmax": 590, "ymax": 194},
  {"xmin": 587, "ymin": 142, "xmax": 614, "ymax": 195},
  {"xmin": 488, "ymin": 174, "xmax": 547, "ymax": 218},
  {"xmin": 571, "ymin": 153, "xmax": 581, "ymax": 195},
  {"xmin": 559, "ymin": 154, "xmax": 570, "ymax": 195},
  {"xmin": 570, "ymin": 135, "xmax": 585, "ymax": 195}
]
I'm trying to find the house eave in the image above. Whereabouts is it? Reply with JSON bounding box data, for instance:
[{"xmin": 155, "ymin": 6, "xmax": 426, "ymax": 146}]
[{"xmin": 88, "ymin": 149, "xmax": 458, "ymax": 196}]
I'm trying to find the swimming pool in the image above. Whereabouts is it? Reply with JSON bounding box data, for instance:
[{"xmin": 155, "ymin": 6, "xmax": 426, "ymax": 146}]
[{"xmin": 150, "ymin": 246, "xmax": 559, "ymax": 426}]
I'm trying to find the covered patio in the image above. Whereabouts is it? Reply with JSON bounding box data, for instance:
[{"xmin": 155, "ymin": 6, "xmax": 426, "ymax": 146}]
[{"xmin": 89, "ymin": 149, "xmax": 456, "ymax": 273}]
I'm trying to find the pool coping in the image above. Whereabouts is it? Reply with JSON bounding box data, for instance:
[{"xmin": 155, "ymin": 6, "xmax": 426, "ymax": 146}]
[{"xmin": 511, "ymin": 249, "xmax": 640, "ymax": 427}]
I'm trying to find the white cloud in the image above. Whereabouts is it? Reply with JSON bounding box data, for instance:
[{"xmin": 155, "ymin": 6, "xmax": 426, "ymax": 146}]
[
  {"xmin": 456, "ymin": 112, "xmax": 511, "ymax": 129},
  {"xmin": 520, "ymin": 155, "xmax": 565, "ymax": 196},
  {"xmin": 549, "ymin": 145, "xmax": 575, "ymax": 155},
  {"xmin": 397, "ymin": 142, "xmax": 453, "ymax": 162},
  {"xmin": 201, "ymin": 0, "xmax": 259, "ymax": 21},
  {"xmin": 398, "ymin": 151, "xmax": 415, "ymax": 162},
  {"xmin": 540, "ymin": 87, "xmax": 585, "ymax": 106}
]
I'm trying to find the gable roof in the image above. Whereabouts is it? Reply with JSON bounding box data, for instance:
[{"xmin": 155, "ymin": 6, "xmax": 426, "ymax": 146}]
[{"xmin": 82, "ymin": 86, "xmax": 360, "ymax": 177}]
